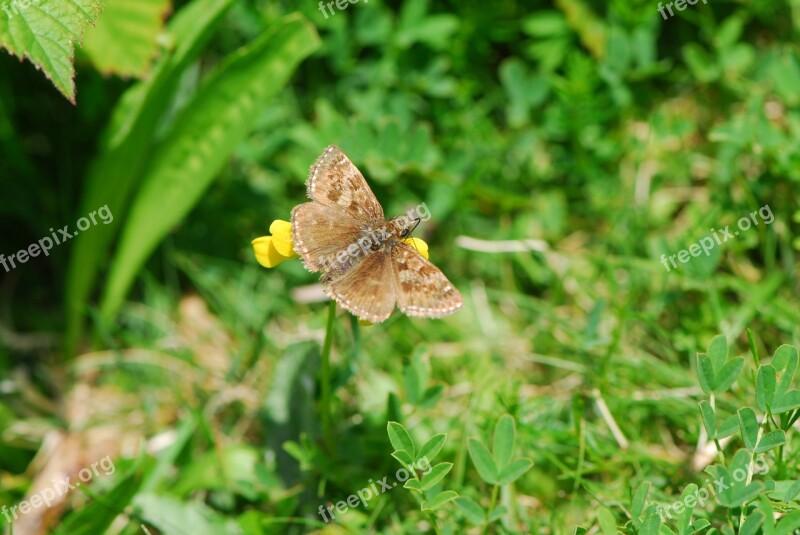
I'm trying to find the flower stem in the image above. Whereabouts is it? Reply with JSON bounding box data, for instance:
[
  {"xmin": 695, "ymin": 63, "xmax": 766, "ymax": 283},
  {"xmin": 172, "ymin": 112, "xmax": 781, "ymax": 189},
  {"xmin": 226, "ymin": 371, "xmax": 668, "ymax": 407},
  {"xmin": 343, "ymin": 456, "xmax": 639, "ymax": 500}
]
[
  {"xmin": 320, "ymin": 300, "xmax": 336, "ymax": 451},
  {"xmin": 483, "ymin": 484, "xmax": 499, "ymax": 534}
]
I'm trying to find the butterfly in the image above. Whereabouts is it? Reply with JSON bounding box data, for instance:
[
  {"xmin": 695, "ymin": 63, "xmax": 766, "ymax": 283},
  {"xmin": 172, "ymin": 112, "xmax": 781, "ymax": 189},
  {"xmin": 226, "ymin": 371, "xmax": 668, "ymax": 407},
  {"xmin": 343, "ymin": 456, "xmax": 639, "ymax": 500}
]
[{"xmin": 291, "ymin": 146, "xmax": 463, "ymax": 323}]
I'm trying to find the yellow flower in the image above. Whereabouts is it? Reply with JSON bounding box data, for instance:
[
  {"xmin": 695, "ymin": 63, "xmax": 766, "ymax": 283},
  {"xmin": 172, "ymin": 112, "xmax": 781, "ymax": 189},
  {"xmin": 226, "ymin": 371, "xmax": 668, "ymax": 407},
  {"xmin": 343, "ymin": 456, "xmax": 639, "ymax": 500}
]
[
  {"xmin": 253, "ymin": 220, "xmax": 429, "ymax": 269},
  {"xmin": 251, "ymin": 219, "xmax": 298, "ymax": 268}
]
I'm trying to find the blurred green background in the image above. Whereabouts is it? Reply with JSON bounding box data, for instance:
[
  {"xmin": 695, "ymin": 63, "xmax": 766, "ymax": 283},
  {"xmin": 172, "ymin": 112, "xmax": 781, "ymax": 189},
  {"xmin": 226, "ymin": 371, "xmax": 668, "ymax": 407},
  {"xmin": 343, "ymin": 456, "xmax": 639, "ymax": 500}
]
[{"xmin": 1, "ymin": 0, "xmax": 799, "ymax": 533}]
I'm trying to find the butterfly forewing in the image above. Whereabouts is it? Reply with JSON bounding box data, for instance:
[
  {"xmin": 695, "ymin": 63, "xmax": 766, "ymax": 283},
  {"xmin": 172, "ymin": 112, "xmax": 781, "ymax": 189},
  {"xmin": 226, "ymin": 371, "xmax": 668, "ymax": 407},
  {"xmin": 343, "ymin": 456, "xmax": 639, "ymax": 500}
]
[
  {"xmin": 291, "ymin": 202, "xmax": 362, "ymax": 272},
  {"xmin": 392, "ymin": 242, "xmax": 463, "ymax": 318},
  {"xmin": 308, "ymin": 145, "xmax": 384, "ymax": 224},
  {"xmin": 326, "ymin": 249, "xmax": 397, "ymax": 323}
]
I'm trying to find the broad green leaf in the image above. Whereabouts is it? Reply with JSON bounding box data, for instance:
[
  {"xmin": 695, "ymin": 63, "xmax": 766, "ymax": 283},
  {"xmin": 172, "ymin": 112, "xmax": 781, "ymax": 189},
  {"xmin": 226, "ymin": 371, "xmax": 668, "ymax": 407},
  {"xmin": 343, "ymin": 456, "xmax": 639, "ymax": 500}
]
[
  {"xmin": 738, "ymin": 408, "xmax": 759, "ymax": 452},
  {"xmin": 493, "ymin": 414, "xmax": 516, "ymax": 469},
  {"xmin": 391, "ymin": 450, "xmax": 414, "ymax": 467},
  {"xmin": 597, "ymin": 507, "xmax": 617, "ymax": 535},
  {"xmin": 676, "ymin": 484, "xmax": 699, "ymax": 535},
  {"xmin": 756, "ymin": 365, "xmax": 777, "ymax": 412},
  {"xmin": 497, "ymin": 458, "xmax": 533, "ymax": 485},
  {"xmin": 99, "ymin": 15, "xmax": 319, "ymax": 318},
  {"xmin": 455, "ymin": 496, "xmax": 485, "ymax": 525},
  {"xmin": 468, "ymin": 438, "xmax": 498, "ymax": 484},
  {"xmin": 771, "ymin": 389, "xmax": 800, "ymax": 414},
  {"xmin": 64, "ymin": 0, "xmax": 237, "ymax": 354},
  {"xmin": 639, "ymin": 505, "xmax": 661, "ymax": 535},
  {"xmin": 713, "ymin": 358, "xmax": 744, "ymax": 393},
  {"xmin": 773, "ymin": 345, "xmax": 799, "ymax": 393},
  {"xmin": 717, "ymin": 414, "xmax": 740, "ymax": 438},
  {"xmin": 0, "ymin": 0, "xmax": 105, "ymax": 102},
  {"xmin": 783, "ymin": 480, "xmax": 800, "ymax": 502},
  {"xmin": 699, "ymin": 401, "xmax": 716, "ymax": 439},
  {"xmin": 707, "ymin": 335, "xmax": 728, "ymax": 372},
  {"xmin": 403, "ymin": 479, "xmax": 422, "ymax": 491},
  {"xmin": 755, "ymin": 430, "xmax": 786, "ymax": 453},
  {"xmin": 739, "ymin": 511, "xmax": 765, "ymax": 535},
  {"xmin": 421, "ymin": 490, "xmax": 459, "ymax": 511},
  {"xmin": 388, "ymin": 422, "xmax": 416, "ymax": 457},
  {"xmin": 421, "ymin": 462, "xmax": 453, "ymax": 490},
  {"xmin": 81, "ymin": 0, "xmax": 171, "ymax": 77},
  {"xmin": 697, "ymin": 355, "xmax": 715, "ymax": 394},
  {"xmin": 417, "ymin": 433, "xmax": 446, "ymax": 463},
  {"xmin": 775, "ymin": 510, "xmax": 800, "ymax": 535}
]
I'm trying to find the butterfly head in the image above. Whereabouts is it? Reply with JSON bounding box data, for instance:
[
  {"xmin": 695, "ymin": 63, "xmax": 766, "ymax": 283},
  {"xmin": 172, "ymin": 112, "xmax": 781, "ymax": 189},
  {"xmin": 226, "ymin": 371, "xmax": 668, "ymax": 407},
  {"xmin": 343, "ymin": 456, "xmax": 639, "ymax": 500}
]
[{"xmin": 388, "ymin": 215, "xmax": 421, "ymax": 240}]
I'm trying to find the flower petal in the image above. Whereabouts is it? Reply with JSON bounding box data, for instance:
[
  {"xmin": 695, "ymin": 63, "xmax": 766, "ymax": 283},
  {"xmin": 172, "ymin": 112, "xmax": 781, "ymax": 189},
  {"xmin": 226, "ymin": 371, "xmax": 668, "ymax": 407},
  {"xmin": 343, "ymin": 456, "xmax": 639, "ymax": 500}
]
[
  {"xmin": 252, "ymin": 236, "xmax": 289, "ymax": 268},
  {"xmin": 403, "ymin": 237, "xmax": 429, "ymax": 259},
  {"xmin": 269, "ymin": 219, "xmax": 293, "ymax": 240}
]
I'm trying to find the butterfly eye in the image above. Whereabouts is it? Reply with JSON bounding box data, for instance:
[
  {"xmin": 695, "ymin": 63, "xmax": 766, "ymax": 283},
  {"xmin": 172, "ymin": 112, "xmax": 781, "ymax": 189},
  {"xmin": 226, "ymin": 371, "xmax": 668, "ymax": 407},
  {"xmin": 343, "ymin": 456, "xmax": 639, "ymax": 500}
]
[{"xmin": 400, "ymin": 228, "xmax": 410, "ymax": 238}]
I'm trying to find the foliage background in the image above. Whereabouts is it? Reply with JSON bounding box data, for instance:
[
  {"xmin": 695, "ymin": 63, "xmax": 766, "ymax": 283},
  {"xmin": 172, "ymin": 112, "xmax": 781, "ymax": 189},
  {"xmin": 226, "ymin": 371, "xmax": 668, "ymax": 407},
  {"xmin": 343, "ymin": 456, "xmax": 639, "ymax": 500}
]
[{"xmin": 0, "ymin": 0, "xmax": 799, "ymax": 533}]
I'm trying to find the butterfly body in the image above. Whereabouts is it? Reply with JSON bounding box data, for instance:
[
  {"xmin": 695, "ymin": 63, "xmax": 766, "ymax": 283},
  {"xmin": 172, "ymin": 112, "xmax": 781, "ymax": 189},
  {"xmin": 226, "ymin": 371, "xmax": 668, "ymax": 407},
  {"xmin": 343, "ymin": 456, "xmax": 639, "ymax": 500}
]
[{"xmin": 291, "ymin": 146, "xmax": 463, "ymax": 323}]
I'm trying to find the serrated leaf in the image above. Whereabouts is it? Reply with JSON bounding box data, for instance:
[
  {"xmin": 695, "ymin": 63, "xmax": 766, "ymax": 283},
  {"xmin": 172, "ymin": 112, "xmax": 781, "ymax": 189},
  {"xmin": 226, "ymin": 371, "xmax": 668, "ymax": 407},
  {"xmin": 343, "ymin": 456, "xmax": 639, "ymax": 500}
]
[
  {"xmin": 497, "ymin": 458, "xmax": 533, "ymax": 485},
  {"xmin": 468, "ymin": 439, "xmax": 498, "ymax": 484},
  {"xmin": 81, "ymin": 0, "xmax": 171, "ymax": 77},
  {"xmin": 699, "ymin": 401, "xmax": 716, "ymax": 439},
  {"xmin": 714, "ymin": 358, "xmax": 744, "ymax": 393},
  {"xmin": 421, "ymin": 462, "xmax": 453, "ymax": 490},
  {"xmin": 421, "ymin": 490, "xmax": 458, "ymax": 511},
  {"xmin": 455, "ymin": 496, "xmax": 485, "ymax": 525},
  {"xmin": 417, "ymin": 433, "xmax": 446, "ymax": 463},
  {"xmin": 0, "ymin": 0, "xmax": 105, "ymax": 102},
  {"xmin": 98, "ymin": 15, "xmax": 319, "ymax": 318},
  {"xmin": 738, "ymin": 408, "xmax": 759, "ymax": 452},
  {"xmin": 492, "ymin": 414, "xmax": 516, "ymax": 469},
  {"xmin": 757, "ymin": 365, "xmax": 777, "ymax": 412},
  {"xmin": 388, "ymin": 422, "xmax": 416, "ymax": 457},
  {"xmin": 755, "ymin": 430, "xmax": 785, "ymax": 453}
]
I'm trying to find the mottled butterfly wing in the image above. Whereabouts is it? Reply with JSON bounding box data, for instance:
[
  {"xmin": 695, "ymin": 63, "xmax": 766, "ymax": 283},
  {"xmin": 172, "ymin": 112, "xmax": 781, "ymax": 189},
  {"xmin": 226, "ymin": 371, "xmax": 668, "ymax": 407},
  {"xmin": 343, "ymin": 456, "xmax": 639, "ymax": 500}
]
[
  {"xmin": 392, "ymin": 242, "xmax": 463, "ymax": 318},
  {"xmin": 291, "ymin": 202, "xmax": 363, "ymax": 272},
  {"xmin": 307, "ymin": 145, "xmax": 384, "ymax": 224},
  {"xmin": 325, "ymin": 249, "xmax": 397, "ymax": 323}
]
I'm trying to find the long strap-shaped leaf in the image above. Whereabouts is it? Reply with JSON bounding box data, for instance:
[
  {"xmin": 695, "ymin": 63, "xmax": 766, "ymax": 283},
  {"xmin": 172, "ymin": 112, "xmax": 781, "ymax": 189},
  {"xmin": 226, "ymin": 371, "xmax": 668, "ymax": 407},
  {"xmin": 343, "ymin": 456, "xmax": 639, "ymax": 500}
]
[{"xmin": 99, "ymin": 15, "xmax": 319, "ymax": 319}]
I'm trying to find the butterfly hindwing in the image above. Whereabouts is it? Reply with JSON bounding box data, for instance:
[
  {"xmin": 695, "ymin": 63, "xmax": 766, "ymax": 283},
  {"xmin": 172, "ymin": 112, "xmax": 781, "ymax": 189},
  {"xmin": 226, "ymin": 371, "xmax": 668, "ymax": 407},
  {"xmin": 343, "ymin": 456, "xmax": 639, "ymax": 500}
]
[
  {"xmin": 325, "ymin": 249, "xmax": 397, "ymax": 323},
  {"xmin": 392, "ymin": 242, "xmax": 463, "ymax": 318}
]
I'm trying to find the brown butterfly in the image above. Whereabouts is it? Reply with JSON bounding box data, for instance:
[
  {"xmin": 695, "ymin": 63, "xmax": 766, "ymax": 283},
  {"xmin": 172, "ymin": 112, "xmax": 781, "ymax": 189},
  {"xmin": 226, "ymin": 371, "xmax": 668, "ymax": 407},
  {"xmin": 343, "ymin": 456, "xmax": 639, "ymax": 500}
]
[{"xmin": 291, "ymin": 146, "xmax": 463, "ymax": 323}]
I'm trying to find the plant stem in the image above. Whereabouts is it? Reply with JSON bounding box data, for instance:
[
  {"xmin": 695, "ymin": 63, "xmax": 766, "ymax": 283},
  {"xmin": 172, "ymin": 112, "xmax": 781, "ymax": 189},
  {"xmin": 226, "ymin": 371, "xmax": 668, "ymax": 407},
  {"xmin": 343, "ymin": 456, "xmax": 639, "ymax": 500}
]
[
  {"xmin": 320, "ymin": 300, "xmax": 336, "ymax": 452},
  {"xmin": 483, "ymin": 484, "xmax": 499, "ymax": 534}
]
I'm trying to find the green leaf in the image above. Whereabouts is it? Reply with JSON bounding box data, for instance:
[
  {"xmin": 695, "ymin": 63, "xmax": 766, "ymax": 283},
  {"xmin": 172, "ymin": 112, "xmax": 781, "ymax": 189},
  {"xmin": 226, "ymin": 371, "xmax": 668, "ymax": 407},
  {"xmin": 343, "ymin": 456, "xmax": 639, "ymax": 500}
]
[
  {"xmin": 387, "ymin": 422, "xmax": 416, "ymax": 458},
  {"xmin": 717, "ymin": 414, "xmax": 740, "ymax": 438},
  {"xmin": 468, "ymin": 438, "xmax": 498, "ymax": 484},
  {"xmin": 783, "ymin": 480, "xmax": 800, "ymax": 502},
  {"xmin": 699, "ymin": 401, "xmax": 716, "ymax": 439},
  {"xmin": 98, "ymin": 15, "xmax": 319, "ymax": 319},
  {"xmin": 64, "ymin": 0, "xmax": 237, "ymax": 354},
  {"xmin": 738, "ymin": 408, "xmax": 759, "ymax": 452},
  {"xmin": 707, "ymin": 335, "xmax": 728, "ymax": 373},
  {"xmin": 81, "ymin": 0, "xmax": 171, "ymax": 77},
  {"xmin": 0, "ymin": 0, "xmax": 105, "ymax": 102},
  {"xmin": 639, "ymin": 505, "xmax": 661, "ymax": 535},
  {"xmin": 492, "ymin": 414, "xmax": 516, "ymax": 469},
  {"xmin": 421, "ymin": 462, "xmax": 453, "ymax": 490},
  {"xmin": 421, "ymin": 490, "xmax": 459, "ymax": 511},
  {"xmin": 738, "ymin": 511, "xmax": 765, "ymax": 535},
  {"xmin": 775, "ymin": 510, "xmax": 800, "ymax": 535},
  {"xmin": 630, "ymin": 481, "xmax": 650, "ymax": 526},
  {"xmin": 697, "ymin": 355, "xmax": 715, "ymax": 394},
  {"xmin": 455, "ymin": 496, "xmax": 485, "ymax": 525},
  {"xmin": 403, "ymin": 479, "xmax": 422, "ymax": 491},
  {"xmin": 391, "ymin": 450, "xmax": 414, "ymax": 467},
  {"xmin": 713, "ymin": 358, "xmax": 744, "ymax": 393},
  {"xmin": 417, "ymin": 433, "xmax": 446, "ymax": 463},
  {"xmin": 755, "ymin": 430, "xmax": 786, "ymax": 453},
  {"xmin": 403, "ymin": 352, "xmax": 427, "ymax": 405},
  {"xmin": 497, "ymin": 458, "xmax": 533, "ymax": 485},
  {"xmin": 756, "ymin": 365, "xmax": 777, "ymax": 412},
  {"xmin": 488, "ymin": 505, "xmax": 507, "ymax": 522},
  {"xmin": 676, "ymin": 484, "xmax": 699, "ymax": 535},
  {"xmin": 597, "ymin": 507, "xmax": 617, "ymax": 535}
]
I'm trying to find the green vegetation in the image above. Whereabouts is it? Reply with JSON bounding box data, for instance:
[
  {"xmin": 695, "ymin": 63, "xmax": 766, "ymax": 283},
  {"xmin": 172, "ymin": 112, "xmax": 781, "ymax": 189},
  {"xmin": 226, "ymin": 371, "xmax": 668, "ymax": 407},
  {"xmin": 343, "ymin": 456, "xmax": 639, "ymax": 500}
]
[{"xmin": 1, "ymin": 0, "xmax": 799, "ymax": 533}]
